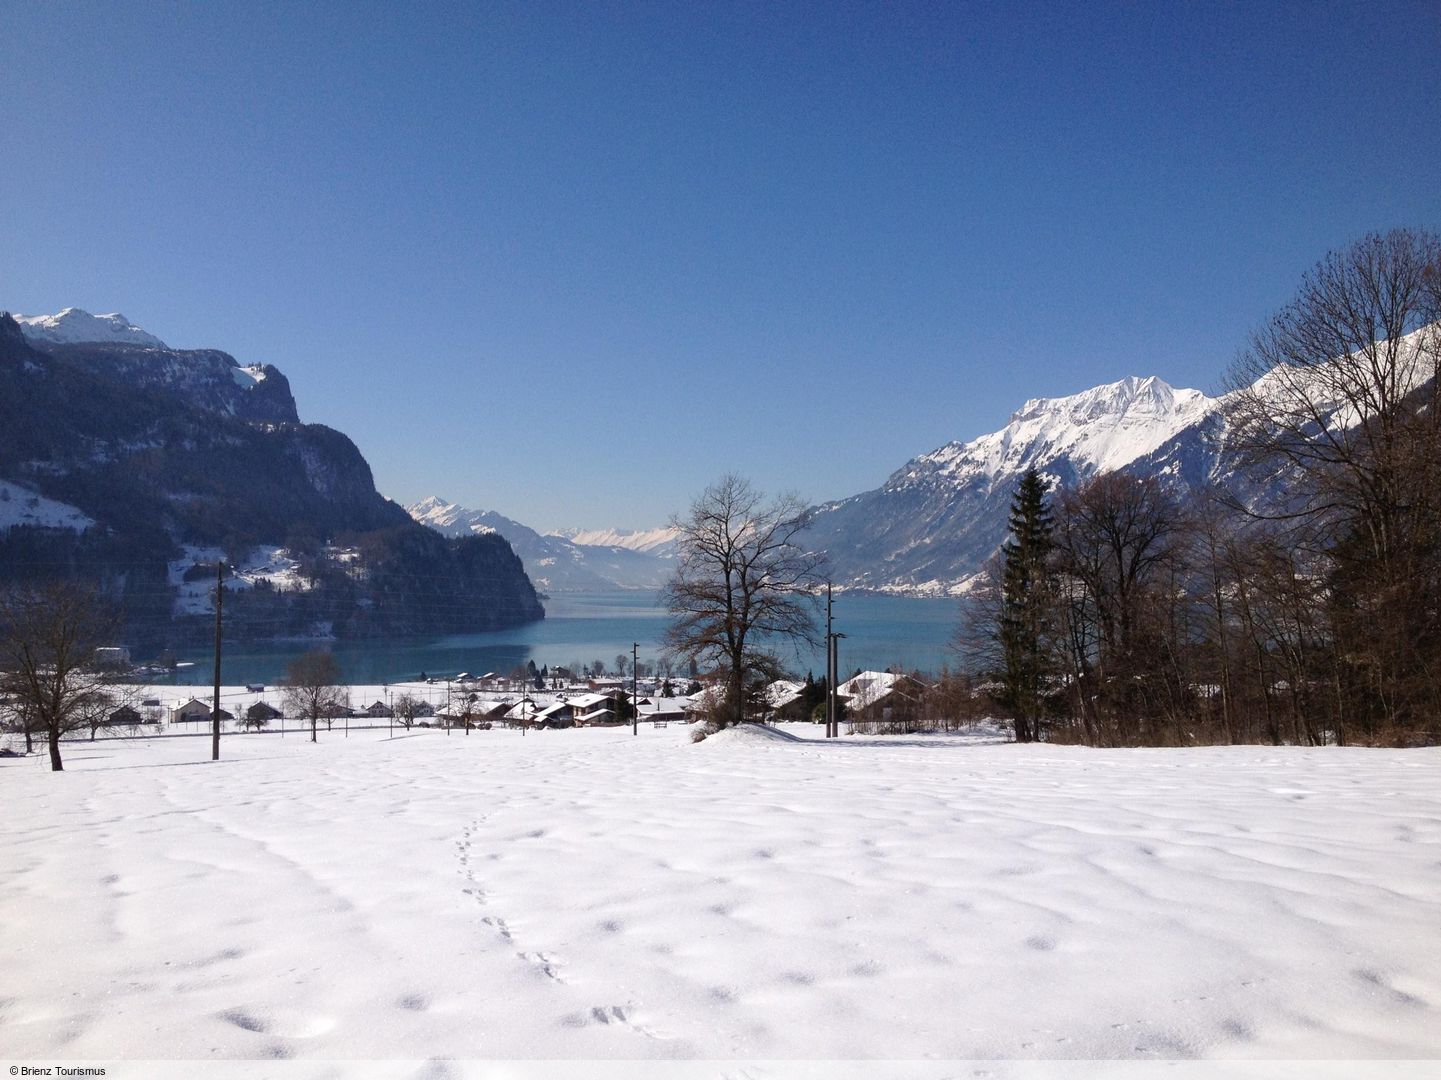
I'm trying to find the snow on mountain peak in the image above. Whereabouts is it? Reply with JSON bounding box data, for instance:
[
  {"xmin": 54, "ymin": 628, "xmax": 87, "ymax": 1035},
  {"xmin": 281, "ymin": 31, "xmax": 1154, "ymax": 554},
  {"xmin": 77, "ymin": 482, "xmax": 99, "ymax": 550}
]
[
  {"xmin": 908, "ymin": 374, "xmax": 1217, "ymax": 490},
  {"xmin": 406, "ymin": 496, "xmax": 465, "ymax": 529},
  {"xmin": 550, "ymin": 525, "xmax": 681, "ymax": 554},
  {"xmin": 12, "ymin": 307, "xmax": 166, "ymax": 348}
]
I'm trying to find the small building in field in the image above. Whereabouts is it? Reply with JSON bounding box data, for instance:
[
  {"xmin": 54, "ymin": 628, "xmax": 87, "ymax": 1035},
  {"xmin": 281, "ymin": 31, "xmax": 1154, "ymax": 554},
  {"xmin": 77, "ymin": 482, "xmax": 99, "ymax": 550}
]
[
  {"xmin": 170, "ymin": 697, "xmax": 212, "ymax": 724},
  {"xmin": 365, "ymin": 700, "xmax": 393, "ymax": 718},
  {"xmin": 108, "ymin": 705, "xmax": 143, "ymax": 726}
]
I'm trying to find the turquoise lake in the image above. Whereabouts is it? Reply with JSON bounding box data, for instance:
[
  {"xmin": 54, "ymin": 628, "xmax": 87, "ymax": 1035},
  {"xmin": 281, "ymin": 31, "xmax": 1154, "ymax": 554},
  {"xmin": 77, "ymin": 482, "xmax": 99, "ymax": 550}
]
[{"xmin": 170, "ymin": 590, "xmax": 964, "ymax": 685}]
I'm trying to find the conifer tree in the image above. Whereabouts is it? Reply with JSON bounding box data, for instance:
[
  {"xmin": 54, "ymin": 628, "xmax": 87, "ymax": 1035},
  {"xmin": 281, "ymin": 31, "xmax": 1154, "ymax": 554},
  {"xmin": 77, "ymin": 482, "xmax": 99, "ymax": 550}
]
[{"xmin": 999, "ymin": 468, "xmax": 1054, "ymax": 742}]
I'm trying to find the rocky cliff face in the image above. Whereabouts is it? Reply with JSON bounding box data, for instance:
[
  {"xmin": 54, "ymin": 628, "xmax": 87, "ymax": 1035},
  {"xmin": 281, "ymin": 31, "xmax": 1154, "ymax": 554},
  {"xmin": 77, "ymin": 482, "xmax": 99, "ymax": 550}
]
[{"xmin": 0, "ymin": 310, "xmax": 542, "ymax": 649}]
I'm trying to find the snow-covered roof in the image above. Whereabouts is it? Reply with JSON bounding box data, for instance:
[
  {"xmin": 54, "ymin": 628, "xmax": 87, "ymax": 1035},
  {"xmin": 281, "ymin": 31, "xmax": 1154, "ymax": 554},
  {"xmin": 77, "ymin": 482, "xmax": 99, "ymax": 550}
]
[
  {"xmin": 837, "ymin": 671, "xmax": 924, "ymax": 710},
  {"xmin": 765, "ymin": 680, "xmax": 806, "ymax": 709},
  {"xmin": 567, "ymin": 692, "xmax": 611, "ymax": 710}
]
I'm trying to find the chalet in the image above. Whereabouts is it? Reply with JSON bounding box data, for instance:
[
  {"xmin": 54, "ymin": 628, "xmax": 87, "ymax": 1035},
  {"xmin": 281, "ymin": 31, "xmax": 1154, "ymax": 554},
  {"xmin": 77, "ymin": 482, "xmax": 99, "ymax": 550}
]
[
  {"xmin": 532, "ymin": 701, "xmax": 575, "ymax": 729},
  {"xmin": 246, "ymin": 701, "xmax": 282, "ymax": 722},
  {"xmin": 765, "ymin": 679, "xmax": 810, "ymax": 722},
  {"xmin": 108, "ymin": 705, "xmax": 143, "ymax": 726},
  {"xmin": 170, "ymin": 697, "xmax": 212, "ymax": 724},
  {"xmin": 502, "ymin": 698, "xmax": 538, "ymax": 726},
  {"xmin": 364, "ymin": 700, "xmax": 393, "ymax": 718},
  {"xmin": 575, "ymin": 705, "xmax": 618, "ymax": 726},
  {"xmin": 470, "ymin": 700, "xmax": 512, "ymax": 724},
  {"xmin": 838, "ymin": 671, "xmax": 928, "ymax": 723},
  {"xmin": 636, "ymin": 698, "xmax": 687, "ymax": 725}
]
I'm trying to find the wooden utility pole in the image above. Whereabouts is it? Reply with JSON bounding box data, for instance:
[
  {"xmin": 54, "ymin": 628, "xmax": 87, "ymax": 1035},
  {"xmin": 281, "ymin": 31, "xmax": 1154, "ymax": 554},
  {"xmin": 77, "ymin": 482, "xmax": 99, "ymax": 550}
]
[
  {"xmin": 825, "ymin": 583, "xmax": 834, "ymax": 738},
  {"xmin": 829, "ymin": 633, "xmax": 840, "ymax": 738},
  {"xmin": 211, "ymin": 561, "xmax": 224, "ymax": 760},
  {"xmin": 632, "ymin": 641, "xmax": 639, "ymax": 735}
]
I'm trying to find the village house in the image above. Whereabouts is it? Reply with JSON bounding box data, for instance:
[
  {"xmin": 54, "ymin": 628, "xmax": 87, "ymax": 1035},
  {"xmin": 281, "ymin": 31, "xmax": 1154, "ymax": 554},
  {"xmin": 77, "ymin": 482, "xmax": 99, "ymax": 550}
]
[
  {"xmin": 838, "ymin": 670, "xmax": 928, "ymax": 729},
  {"xmin": 168, "ymin": 697, "xmax": 233, "ymax": 724},
  {"xmin": 243, "ymin": 701, "xmax": 282, "ymax": 729},
  {"xmin": 765, "ymin": 679, "xmax": 811, "ymax": 722},
  {"xmin": 107, "ymin": 704, "xmax": 143, "ymax": 727}
]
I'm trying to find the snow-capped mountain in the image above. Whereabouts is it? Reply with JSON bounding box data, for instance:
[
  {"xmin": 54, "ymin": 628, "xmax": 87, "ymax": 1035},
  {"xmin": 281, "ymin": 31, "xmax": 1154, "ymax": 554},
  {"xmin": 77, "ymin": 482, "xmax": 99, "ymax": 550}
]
[
  {"xmin": 8, "ymin": 308, "xmax": 295, "ymax": 422},
  {"xmin": 408, "ymin": 497, "xmax": 674, "ymax": 591},
  {"xmin": 804, "ymin": 375, "xmax": 1240, "ymax": 594},
  {"xmin": 14, "ymin": 307, "xmax": 167, "ymax": 348},
  {"xmin": 551, "ymin": 525, "xmax": 680, "ymax": 556},
  {"xmin": 904, "ymin": 376, "xmax": 1216, "ymax": 489}
]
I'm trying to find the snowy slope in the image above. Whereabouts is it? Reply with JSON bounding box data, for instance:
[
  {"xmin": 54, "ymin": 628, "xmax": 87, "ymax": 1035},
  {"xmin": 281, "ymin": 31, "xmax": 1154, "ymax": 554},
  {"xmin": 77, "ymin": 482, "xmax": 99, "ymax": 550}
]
[
  {"xmin": 12, "ymin": 307, "xmax": 166, "ymax": 348},
  {"xmin": 901, "ymin": 376, "xmax": 1217, "ymax": 492},
  {"xmin": 1, "ymin": 725, "xmax": 1437, "ymax": 1062},
  {"xmin": 0, "ymin": 479, "xmax": 95, "ymax": 533},
  {"xmin": 554, "ymin": 525, "xmax": 680, "ymax": 555},
  {"xmin": 805, "ymin": 375, "xmax": 1227, "ymax": 593}
]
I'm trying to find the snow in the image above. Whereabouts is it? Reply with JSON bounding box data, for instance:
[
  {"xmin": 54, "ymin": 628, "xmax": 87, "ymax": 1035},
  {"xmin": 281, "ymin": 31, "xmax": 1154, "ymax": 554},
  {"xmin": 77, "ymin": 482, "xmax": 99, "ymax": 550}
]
[
  {"xmin": 912, "ymin": 375, "xmax": 1218, "ymax": 492},
  {"xmin": 0, "ymin": 479, "xmax": 95, "ymax": 533},
  {"xmin": 555, "ymin": 524, "xmax": 681, "ymax": 554},
  {"xmin": 2, "ymin": 721, "xmax": 1436, "ymax": 1065},
  {"xmin": 167, "ymin": 545, "xmax": 314, "ymax": 616},
  {"xmin": 230, "ymin": 364, "xmax": 268, "ymax": 388},
  {"xmin": 12, "ymin": 306, "xmax": 166, "ymax": 348}
]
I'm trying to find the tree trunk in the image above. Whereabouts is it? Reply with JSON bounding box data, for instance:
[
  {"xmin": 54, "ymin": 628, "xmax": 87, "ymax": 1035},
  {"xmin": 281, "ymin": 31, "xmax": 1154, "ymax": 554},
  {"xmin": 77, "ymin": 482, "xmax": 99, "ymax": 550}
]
[{"xmin": 48, "ymin": 725, "xmax": 63, "ymax": 771}]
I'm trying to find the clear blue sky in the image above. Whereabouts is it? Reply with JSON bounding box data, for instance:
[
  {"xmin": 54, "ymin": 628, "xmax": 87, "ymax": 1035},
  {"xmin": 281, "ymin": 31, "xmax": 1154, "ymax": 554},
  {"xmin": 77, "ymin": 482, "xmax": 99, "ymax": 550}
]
[{"xmin": 4, "ymin": 1, "xmax": 1438, "ymax": 532}]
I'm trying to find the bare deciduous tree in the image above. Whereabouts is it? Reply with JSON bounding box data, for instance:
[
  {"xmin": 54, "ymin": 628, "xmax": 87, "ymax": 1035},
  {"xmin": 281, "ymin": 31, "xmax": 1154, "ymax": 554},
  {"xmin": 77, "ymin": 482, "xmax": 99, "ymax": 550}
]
[
  {"xmin": 1225, "ymin": 227, "xmax": 1441, "ymax": 736},
  {"xmin": 0, "ymin": 583, "xmax": 120, "ymax": 771},
  {"xmin": 282, "ymin": 650, "xmax": 347, "ymax": 744},
  {"xmin": 393, "ymin": 692, "xmax": 421, "ymax": 730},
  {"xmin": 663, "ymin": 475, "xmax": 826, "ymax": 728}
]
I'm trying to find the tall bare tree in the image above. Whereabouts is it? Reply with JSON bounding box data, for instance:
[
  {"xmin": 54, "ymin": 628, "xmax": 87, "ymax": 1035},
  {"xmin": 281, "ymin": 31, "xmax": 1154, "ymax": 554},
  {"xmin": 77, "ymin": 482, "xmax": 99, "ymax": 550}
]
[
  {"xmin": 663, "ymin": 475, "xmax": 826, "ymax": 728},
  {"xmin": 0, "ymin": 583, "xmax": 119, "ymax": 771},
  {"xmin": 1224, "ymin": 227, "xmax": 1441, "ymax": 736},
  {"xmin": 1053, "ymin": 473, "xmax": 1183, "ymax": 744},
  {"xmin": 282, "ymin": 649, "xmax": 347, "ymax": 743}
]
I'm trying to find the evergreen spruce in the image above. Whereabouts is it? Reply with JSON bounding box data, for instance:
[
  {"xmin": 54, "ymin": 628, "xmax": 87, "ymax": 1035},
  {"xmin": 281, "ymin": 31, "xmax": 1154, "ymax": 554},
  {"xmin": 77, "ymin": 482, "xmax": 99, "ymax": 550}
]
[{"xmin": 1000, "ymin": 468, "xmax": 1054, "ymax": 742}]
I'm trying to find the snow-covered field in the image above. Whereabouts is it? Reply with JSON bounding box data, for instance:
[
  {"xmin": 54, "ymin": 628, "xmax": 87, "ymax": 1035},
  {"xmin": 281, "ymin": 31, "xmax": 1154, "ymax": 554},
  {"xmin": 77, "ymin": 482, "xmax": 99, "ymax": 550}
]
[{"xmin": 1, "ymin": 724, "xmax": 1437, "ymax": 1072}]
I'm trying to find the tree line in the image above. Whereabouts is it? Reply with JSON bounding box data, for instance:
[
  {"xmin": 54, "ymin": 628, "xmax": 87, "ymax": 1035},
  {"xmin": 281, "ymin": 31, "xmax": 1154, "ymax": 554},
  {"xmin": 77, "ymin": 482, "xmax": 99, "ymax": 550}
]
[{"xmin": 970, "ymin": 229, "xmax": 1440, "ymax": 747}]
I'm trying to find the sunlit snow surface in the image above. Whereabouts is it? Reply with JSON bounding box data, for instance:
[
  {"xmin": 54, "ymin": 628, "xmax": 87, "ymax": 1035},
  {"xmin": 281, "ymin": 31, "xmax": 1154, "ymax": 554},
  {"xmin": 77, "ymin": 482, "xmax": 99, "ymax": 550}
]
[{"xmin": 1, "ymin": 725, "xmax": 1437, "ymax": 1065}]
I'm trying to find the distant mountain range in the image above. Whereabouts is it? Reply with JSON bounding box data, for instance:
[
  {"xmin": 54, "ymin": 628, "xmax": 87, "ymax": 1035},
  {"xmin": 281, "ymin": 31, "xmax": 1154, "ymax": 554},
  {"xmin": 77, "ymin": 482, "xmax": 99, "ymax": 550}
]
[
  {"xmin": 0, "ymin": 308, "xmax": 543, "ymax": 651},
  {"xmin": 798, "ymin": 374, "xmax": 1247, "ymax": 594},
  {"xmin": 408, "ymin": 374, "xmax": 1255, "ymax": 597},
  {"xmin": 407, "ymin": 497, "xmax": 677, "ymax": 592}
]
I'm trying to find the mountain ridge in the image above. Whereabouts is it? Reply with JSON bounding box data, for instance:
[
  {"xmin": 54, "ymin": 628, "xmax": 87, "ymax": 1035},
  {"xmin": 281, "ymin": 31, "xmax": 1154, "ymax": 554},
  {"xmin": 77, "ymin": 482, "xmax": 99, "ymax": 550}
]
[
  {"xmin": 407, "ymin": 497, "xmax": 675, "ymax": 591},
  {"xmin": 801, "ymin": 373, "xmax": 1243, "ymax": 594},
  {"xmin": 0, "ymin": 309, "xmax": 544, "ymax": 650}
]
